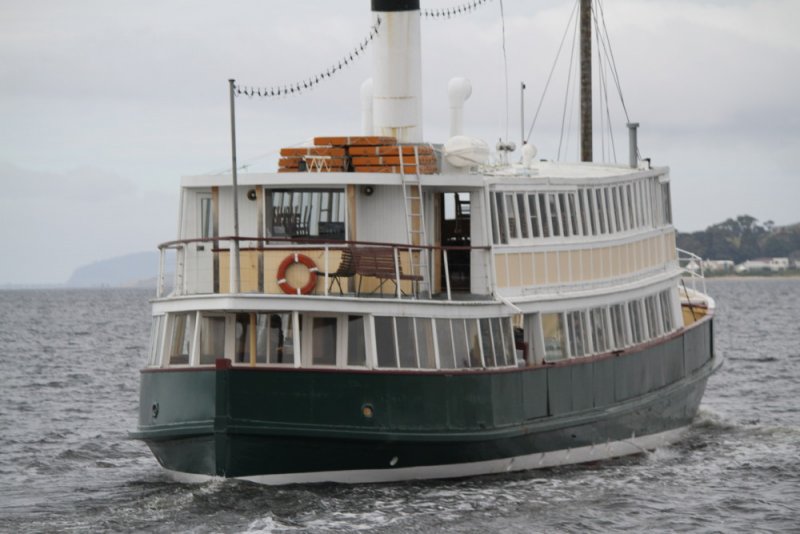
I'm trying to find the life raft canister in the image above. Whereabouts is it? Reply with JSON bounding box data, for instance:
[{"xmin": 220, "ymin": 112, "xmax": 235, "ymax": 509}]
[{"xmin": 276, "ymin": 253, "xmax": 319, "ymax": 295}]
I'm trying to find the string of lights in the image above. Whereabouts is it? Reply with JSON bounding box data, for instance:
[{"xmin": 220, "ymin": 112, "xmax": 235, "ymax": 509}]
[
  {"xmin": 235, "ymin": 17, "xmax": 382, "ymax": 98},
  {"xmin": 420, "ymin": 0, "xmax": 494, "ymax": 19}
]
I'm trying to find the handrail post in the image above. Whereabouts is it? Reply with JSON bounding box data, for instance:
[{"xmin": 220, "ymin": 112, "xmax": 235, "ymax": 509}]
[
  {"xmin": 324, "ymin": 245, "xmax": 329, "ymax": 297},
  {"xmin": 443, "ymin": 248, "xmax": 452, "ymax": 301},
  {"xmin": 157, "ymin": 247, "xmax": 165, "ymax": 298},
  {"xmin": 393, "ymin": 246, "xmax": 401, "ymax": 299}
]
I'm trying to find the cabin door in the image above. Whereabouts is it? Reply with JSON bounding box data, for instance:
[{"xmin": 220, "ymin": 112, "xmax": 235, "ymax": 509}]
[{"xmin": 440, "ymin": 192, "xmax": 471, "ymax": 292}]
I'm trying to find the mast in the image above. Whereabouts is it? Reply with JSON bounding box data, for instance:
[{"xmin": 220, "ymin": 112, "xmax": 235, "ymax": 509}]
[{"xmin": 580, "ymin": 0, "xmax": 592, "ymax": 162}]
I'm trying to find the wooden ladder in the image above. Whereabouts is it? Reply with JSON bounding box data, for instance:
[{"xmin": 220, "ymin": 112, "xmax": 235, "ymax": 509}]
[{"xmin": 399, "ymin": 146, "xmax": 431, "ymax": 297}]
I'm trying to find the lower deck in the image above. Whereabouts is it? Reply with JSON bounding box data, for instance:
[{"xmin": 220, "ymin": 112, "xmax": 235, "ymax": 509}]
[{"xmin": 133, "ymin": 314, "xmax": 716, "ymax": 482}]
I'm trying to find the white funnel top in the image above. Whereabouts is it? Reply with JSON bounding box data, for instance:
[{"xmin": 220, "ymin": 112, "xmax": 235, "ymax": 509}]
[{"xmin": 371, "ymin": 1, "xmax": 423, "ymax": 142}]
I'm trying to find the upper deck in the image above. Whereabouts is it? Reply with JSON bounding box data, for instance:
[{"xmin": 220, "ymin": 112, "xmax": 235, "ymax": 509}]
[{"xmin": 158, "ymin": 154, "xmax": 679, "ymax": 314}]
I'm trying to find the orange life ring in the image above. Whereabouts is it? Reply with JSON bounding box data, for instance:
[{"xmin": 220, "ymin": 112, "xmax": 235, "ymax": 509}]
[{"xmin": 277, "ymin": 253, "xmax": 319, "ymax": 295}]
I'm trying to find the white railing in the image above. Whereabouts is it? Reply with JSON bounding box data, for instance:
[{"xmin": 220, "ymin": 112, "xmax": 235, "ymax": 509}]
[{"xmin": 677, "ymin": 247, "xmax": 707, "ymax": 295}]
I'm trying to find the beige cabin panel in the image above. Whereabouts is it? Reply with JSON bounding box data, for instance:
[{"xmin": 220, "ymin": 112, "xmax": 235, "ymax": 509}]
[
  {"xmin": 533, "ymin": 252, "xmax": 547, "ymax": 284},
  {"xmin": 546, "ymin": 251, "xmax": 560, "ymax": 285},
  {"xmin": 521, "ymin": 252, "xmax": 534, "ymax": 286},
  {"xmin": 507, "ymin": 253, "xmax": 522, "ymax": 287},
  {"xmin": 495, "ymin": 254, "xmax": 509, "ymax": 288},
  {"xmin": 581, "ymin": 249, "xmax": 594, "ymax": 281}
]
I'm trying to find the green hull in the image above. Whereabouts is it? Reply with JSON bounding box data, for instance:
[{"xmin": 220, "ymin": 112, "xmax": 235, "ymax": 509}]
[{"xmin": 132, "ymin": 317, "xmax": 715, "ymax": 482}]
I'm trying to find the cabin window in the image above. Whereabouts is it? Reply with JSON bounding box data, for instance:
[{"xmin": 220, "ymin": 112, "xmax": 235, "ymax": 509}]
[
  {"xmin": 451, "ymin": 319, "xmax": 470, "ymax": 368},
  {"xmin": 148, "ymin": 316, "xmax": 165, "ymax": 366},
  {"xmin": 375, "ymin": 316, "xmax": 398, "ymax": 368},
  {"xmin": 168, "ymin": 312, "xmax": 194, "ymax": 365},
  {"xmin": 591, "ymin": 308, "xmax": 609, "ymax": 353},
  {"xmin": 548, "ymin": 194, "xmax": 561, "ymax": 237},
  {"xmin": 661, "ymin": 182, "xmax": 672, "ymax": 225},
  {"xmin": 435, "ymin": 318, "xmax": 456, "ymax": 369},
  {"xmin": 567, "ymin": 193, "xmax": 580, "ymax": 236},
  {"xmin": 504, "ymin": 194, "xmax": 519, "ymax": 240},
  {"xmin": 491, "ymin": 317, "xmax": 508, "ymax": 366},
  {"xmin": 594, "ymin": 189, "xmax": 607, "ymax": 234},
  {"xmin": 611, "ymin": 186, "xmax": 622, "ymax": 232},
  {"xmin": 396, "ymin": 317, "xmax": 418, "ymax": 368},
  {"xmin": 644, "ymin": 295, "xmax": 660, "ymax": 339},
  {"xmin": 311, "ymin": 316, "xmax": 338, "ymax": 366},
  {"xmin": 567, "ymin": 311, "xmax": 588, "ymax": 357},
  {"xmin": 199, "ymin": 315, "xmax": 226, "ymax": 364},
  {"xmin": 610, "ymin": 303, "xmax": 628, "ymax": 349},
  {"xmin": 234, "ymin": 313, "xmax": 256, "ymax": 364},
  {"xmin": 493, "ymin": 192, "xmax": 508, "ymax": 244},
  {"xmin": 659, "ymin": 291, "xmax": 674, "ymax": 333},
  {"xmin": 479, "ymin": 318, "xmax": 496, "ymax": 366},
  {"xmin": 558, "ymin": 193, "xmax": 570, "ymax": 237},
  {"xmin": 266, "ymin": 313, "xmax": 297, "ymax": 364},
  {"xmin": 516, "ymin": 194, "xmax": 530, "ymax": 239},
  {"xmin": 628, "ymin": 300, "xmax": 644, "ymax": 344},
  {"xmin": 347, "ymin": 315, "xmax": 367, "ymax": 367},
  {"xmin": 603, "ymin": 188, "xmax": 614, "ymax": 233},
  {"xmin": 528, "ymin": 194, "xmax": 542, "ymax": 237},
  {"xmin": 267, "ymin": 189, "xmax": 346, "ymax": 240},
  {"xmin": 538, "ymin": 194, "xmax": 551, "ymax": 237},
  {"xmin": 415, "ymin": 318, "xmax": 436, "ymax": 369},
  {"xmin": 625, "ymin": 184, "xmax": 635, "ymax": 230},
  {"xmin": 542, "ymin": 313, "xmax": 567, "ymax": 361},
  {"xmin": 466, "ymin": 319, "xmax": 484, "ymax": 367}
]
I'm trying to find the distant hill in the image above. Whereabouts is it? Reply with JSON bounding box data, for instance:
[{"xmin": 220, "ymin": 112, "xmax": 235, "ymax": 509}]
[
  {"xmin": 677, "ymin": 215, "xmax": 800, "ymax": 262},
  {"xmin": 66, "ymin": 251, "xmax": 174, "ymax": 287}
]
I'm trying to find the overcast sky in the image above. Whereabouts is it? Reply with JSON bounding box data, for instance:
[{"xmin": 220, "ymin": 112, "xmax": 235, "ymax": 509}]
[{"xmin": 1, "ymin": 0, "xmax": 798, "ymax": 284}]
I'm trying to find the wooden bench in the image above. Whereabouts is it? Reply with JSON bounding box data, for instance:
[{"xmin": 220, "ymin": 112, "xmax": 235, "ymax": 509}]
[{"xmin": 326, "ymin": 246, "xmax": 423, "ymax": 296}]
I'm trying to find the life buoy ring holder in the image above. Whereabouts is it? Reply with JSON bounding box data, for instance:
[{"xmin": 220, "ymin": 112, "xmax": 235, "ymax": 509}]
[{"xmin": 277, "ymin": 253, "xmax": 319, "ymax": 295}]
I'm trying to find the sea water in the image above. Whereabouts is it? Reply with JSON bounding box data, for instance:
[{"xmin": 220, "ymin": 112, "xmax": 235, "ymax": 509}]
[{"xmin": 0, "ymin": 279, "xmax": 798, "ymax": 533}]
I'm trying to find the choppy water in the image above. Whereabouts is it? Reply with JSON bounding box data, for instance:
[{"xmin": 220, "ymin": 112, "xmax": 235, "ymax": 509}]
[{"xmin": 0, "ymin": 280, "xmax": 798, "ymax": 533}]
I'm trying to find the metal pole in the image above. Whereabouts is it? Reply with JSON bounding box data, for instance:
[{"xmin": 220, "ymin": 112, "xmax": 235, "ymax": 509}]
[
  {"xmin": 580, "ymin": 0, "xmax": 592, "ymax": 162},
  {"xmin": 627, "ymin": 122, "xmax": 639, "ymax": 169},
  {"xmin": 520, "ymin": 81, "xmax": 526, "ymax": 146},
  {"xmin": 228, "ymin": 79, "xmax": 241, "ymax": 293}
]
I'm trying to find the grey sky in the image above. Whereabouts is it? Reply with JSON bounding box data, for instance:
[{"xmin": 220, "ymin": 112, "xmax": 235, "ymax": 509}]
[{"xmin": 1, "ymin": 0, "xmax": 798, "ymax": 284}]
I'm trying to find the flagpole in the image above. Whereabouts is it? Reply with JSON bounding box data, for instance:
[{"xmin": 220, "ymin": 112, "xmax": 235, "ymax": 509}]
[{"xmin": 228, "ymin": 79, "xmax": 241, "ymax": 293}]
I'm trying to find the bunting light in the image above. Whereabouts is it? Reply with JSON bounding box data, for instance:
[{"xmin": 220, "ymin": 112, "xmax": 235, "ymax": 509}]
[
  {"xmin": 235, "ymin": 17, "xmax": 382, "ymax": 99},
  {"xmin": 420, "ymin": 0, "xmax": 494, "ymax": 19}
]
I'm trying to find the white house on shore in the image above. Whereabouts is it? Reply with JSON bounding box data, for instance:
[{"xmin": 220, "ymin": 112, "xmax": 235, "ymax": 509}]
[{"xmin": 734, "ymin": 258, "xmax": 790, "ymax": 273}]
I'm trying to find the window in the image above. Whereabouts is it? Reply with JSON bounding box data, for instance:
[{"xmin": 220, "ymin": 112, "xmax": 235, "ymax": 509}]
[
  {"xmin": 612, "ymin": 186, "xmax": 622, "ymax": 233},
  {"xmin": 396, "ymin": 317, "xmax": 418, "ymax": 368},
  {"xmin": 595, "ymin": 189, "xmax": 606, "ymax": 234},
  {"xmin": 311, "ymin": 316, "xmax": 338, "ymax": 366},
  {"xmin": 491, "ymin": 317, "xmax": 508, "ymax": 366},
  {"xmin": 234, "ymin": 313, "xmax": 255, "ymax": 364},
  {"xmin": 466, "ymin": 319, "xmax": 483, "ymax": 367},
  {"xmin": 494, "ymin": 192, "xmax": 508, "ymax": 244},
  {"xmin": 610, "ymin": 304, "xmax": 628, "ymax": 349},
  {"xmin": 578, "ymin": 190, "xmax": 591, "ymax": 236},
  {"xmin": 568, "ymin": 193, "xmax": 580, "ymax": 236},
  {"xmin": 347, "ymin": 315, "xmax": 367, "ymax": 367},
  {"xmin": 200, "ymin": 195, "xmax": 213, "ymax": 239},
  {"xmin": 436, "ymin": 318, "xmax": 456, "ymax": 369},
  {"xmin": 148, "ymin": 316, "xmax": 165, "ymax": 366},
  {"xmin": 604, "ymin": 188, "xmax": 614, "ymax": 233},
  {"xmin": 451, "ymin": 319, "xmax": 470, "ymax": 368},
  {"xmin": 415, "ymin": 318, "xmax": 436, "ymax": 369},
  {"xmin": 659, "ymin": 291, "xmax": 674, "ymax": 333},
  {"xmin": 505, "ymin": 194, "xmax": 519, "ymax": 240},
  {"xmin": 558, "ymin": 193, "xmax": 570, "ymax": 237},
  {"xmin": 517, "ymin": 194, "xmax": 530, "ymax": 239},
  {"xmin": 645, "ymin": 295, "xmax": 660, "ymax": 339},
  {"xmin": 169, "ymin": 313, "xmax": 194, "ymax": 365},
  {"xmin": 567, "ymin": 311, "xmax": 587, "ymax": 357},
  {"xmin": 480, "ymin": 318, "xmax": 496, "ymax": 366},
  {"xmin": 625, "ymin": 184, "xmax": 635, "ymax": 230},
  {"xmin": 539, "ymin": 194, "xmax": 551, "ymax": 237},
  {"xmin": 628, "ymin": 301, "xmax": 644, "ymax": 344},
  {"xmin": 591, "ymin": 308, "xmax": 608, "ymax": 353},
  {"xmin": 528, "ymin": 194, "xmax": 541, "ymax": 237},
  {"xmin": 661, "ymin": 182, "xmax": 672, "ymax": 225},
  {"xmin": 548, "ymin": 194, "xmax": 561, "ymax": 237},
  {"xmin": 375, "ymin": 316, "xmax": 397, "ymax": 368},
  {"xmin": 199, "ymin": 315, "xmax": 226, "ymax": 365},
  {"xmin": 542, "ymin": 313, "xmax": 567, "ymax": 361},
  {"xmin": 267, "ymin": 189, "xmax": 345, "ymax": 240}
]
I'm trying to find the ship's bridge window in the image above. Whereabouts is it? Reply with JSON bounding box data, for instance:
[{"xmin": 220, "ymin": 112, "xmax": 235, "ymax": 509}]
[
  {"xmin": 148, "ymin": 315, "xmax": 165, "ymax": 367},
  {"xmin": 199, "ymin": 315, "xmax": 226, "ymax": 365},
  {"xmin": 266, "ymin": 189, "xmax": 346, "ymax": 240}
]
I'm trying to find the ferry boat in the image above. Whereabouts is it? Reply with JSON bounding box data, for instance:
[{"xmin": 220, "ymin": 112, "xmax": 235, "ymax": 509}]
[{"xmin": 132, "ymin": 0, "xmax": 720, "ymax": 484}]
